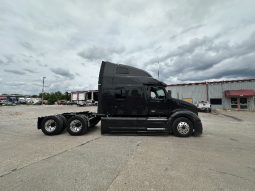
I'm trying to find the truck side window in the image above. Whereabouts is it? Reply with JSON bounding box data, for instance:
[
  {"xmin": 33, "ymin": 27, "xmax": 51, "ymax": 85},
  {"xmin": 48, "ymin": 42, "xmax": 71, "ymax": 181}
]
[
  {"xmin": 151, "ymin": 91, "xmax": 156, "ymax": 99},
  {"xmin": 131, "ymin": 89, "xmax": 139, "ymax": 97},
  {"xmin": 115, "ymin": 88, "xmax": 126, "ymax": 99}
]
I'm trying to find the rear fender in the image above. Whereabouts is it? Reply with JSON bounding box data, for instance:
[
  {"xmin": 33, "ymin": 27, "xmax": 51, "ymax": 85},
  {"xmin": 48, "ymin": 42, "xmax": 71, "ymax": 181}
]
[{"xmin": 37, "ymin": 117, "xmax": 44, "ymax": 129}]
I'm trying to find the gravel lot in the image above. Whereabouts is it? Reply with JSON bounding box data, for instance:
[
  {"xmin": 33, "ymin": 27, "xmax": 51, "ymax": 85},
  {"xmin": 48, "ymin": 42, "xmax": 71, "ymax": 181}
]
[{"xmin": 0, "ymin": 105, "xmax": 255, "ymax": 191}]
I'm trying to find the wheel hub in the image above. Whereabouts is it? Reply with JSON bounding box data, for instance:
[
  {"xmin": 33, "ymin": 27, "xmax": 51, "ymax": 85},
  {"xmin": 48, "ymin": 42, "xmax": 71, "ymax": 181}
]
[
  {"xmin": 45, "ymin": 119, "xmax": 57, "ymax": 132},
  {"xmin": 177, "ymin": 121, "xmax": 190, "ymax": 135},
  {"xmin": 70, "ymin": 119, "xmax": 82, "ymax": 132}
]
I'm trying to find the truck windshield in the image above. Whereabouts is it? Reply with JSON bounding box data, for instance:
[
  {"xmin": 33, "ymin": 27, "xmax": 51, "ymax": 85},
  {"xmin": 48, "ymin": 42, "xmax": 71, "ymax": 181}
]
[
  {"xmin": 150, "ymin": 87, "xmax": 166, "ymax": 99},
  {"xmin": 157, "ymin": 89, "xmax": 165, "ymax": 98}
]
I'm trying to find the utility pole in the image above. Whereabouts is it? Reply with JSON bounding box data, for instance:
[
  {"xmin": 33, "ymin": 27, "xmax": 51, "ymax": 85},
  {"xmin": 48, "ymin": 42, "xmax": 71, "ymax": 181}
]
[
  {"xmin": 42, "ymin": 77, "xmax": 46, "ymax": 105},
  {"xmin": 206, "ymin": 81, "xmax": 209, "ymax": 101},
  {"xmin": 157, "ymin": 58, "xmax": 160, "ymax": 80}
]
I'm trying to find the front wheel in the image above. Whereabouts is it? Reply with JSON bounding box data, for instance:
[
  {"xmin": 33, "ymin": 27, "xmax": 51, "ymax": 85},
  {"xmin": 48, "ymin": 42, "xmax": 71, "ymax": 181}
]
[{"xmin": 172, "ymin": 117, "xmax": 193, "ymax": 137}]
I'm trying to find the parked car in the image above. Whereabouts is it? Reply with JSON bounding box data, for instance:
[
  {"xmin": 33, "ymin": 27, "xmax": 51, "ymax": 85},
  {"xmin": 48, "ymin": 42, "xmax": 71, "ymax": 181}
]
[
  {"xmin": 57, "ymin": 100, "xmax": 67, "ymax": 105},
  {"xmin": 196, "ymin": 101, "xmax": 211, "ymax": 112},
  {"xmin": 66, "ymin": 101, "xmax": 76, "ymax": 105},
  {"xmin": 18, "ymin": 97, "xmax": 26, "ymax": 104},
  {"xmin": 0, "ymin": 100, "xmax": 16, "ymax": 106}
]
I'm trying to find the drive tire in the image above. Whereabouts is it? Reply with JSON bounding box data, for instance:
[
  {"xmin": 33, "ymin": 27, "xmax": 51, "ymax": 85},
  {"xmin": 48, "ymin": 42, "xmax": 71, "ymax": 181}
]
[
  {"xmin": 57, "ymin": 114, "xmax": 67, "ymax": 133},
  {"xmin": 67, "ymin": 115, "xmax": 88, "ymax": 136},
  {"xmin": 41, "ymin": 115, "xmax": 64, "ymax": 136},
  {"xmin": 172, "ymin": 117, "xmax": 193, "ymax": 137}
]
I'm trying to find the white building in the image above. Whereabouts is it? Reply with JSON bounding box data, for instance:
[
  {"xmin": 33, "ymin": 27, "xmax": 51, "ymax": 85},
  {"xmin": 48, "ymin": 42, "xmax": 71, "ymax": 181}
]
[
  {"xmin": 166, "ymin": 79, "xmax": 255, "ymax": 111},
  {"xmin": 71, "ymin": 90, "xmax": 98, "ymax": 105}
]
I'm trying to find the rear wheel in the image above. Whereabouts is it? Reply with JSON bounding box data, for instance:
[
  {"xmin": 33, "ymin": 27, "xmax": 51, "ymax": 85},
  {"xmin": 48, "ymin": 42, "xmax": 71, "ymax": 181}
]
[
  {"xmin": 57, "ymin": 114, "xmax": 67, "ymax": 132},
  {"xmin": 67, "ymin": 115, "xmax": 88, "ymax": 136},
  {"xmin": 41, "ymin": 115, "xmax": 64, "ymax": 136},
  {"xmin": 172, "ymin": 117, "xmax": 193, "ymax": 137}
]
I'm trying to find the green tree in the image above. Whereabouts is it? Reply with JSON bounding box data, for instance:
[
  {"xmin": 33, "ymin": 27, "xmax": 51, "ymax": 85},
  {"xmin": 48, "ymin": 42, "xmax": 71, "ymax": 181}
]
[{"xmin": 39, "ymin": 91, "xmax": 71, "ymax": 105}]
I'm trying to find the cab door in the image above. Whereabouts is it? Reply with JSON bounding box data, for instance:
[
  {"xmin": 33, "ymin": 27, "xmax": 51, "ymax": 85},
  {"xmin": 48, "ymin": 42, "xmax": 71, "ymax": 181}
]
[
  {"xmin": 148, "ymin": 87, "xmax": 169, "ymax": 116},
  {"xmin": 126, "ymin": 87, "xmax": 147, "ymax": 116}
]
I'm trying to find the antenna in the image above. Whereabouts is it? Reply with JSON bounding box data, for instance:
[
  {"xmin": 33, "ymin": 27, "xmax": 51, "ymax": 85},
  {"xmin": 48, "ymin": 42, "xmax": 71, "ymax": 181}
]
[{"xmin": 41, "ymin": 77, "xmax": 46, "ymax": 105}]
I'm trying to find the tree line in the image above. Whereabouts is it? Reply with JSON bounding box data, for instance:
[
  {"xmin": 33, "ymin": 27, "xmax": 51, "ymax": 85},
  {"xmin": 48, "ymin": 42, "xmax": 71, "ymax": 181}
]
[{"xmin": 39, "ymin": 91, "xmax": 71, "ymax": 105}]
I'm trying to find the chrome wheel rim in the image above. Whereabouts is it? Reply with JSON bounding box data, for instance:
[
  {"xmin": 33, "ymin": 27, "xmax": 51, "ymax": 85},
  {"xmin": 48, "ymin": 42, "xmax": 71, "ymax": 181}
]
[
  {"xmin": 177, "ymin": 121, "xmax": 190, "ymax": 135},
  {"xmin": 70, "ymin": 119, "xmax": 82, "ymax": 132},
  {"xmin": 45, "ymin": 119, "xmax": 57, "ymax": 132}
]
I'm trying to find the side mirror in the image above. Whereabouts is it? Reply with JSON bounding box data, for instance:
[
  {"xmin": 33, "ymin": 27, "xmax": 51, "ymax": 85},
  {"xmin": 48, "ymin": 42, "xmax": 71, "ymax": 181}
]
[{"xmin": 167, "ymin": 90, "xmax": 172, "ymax": 98}]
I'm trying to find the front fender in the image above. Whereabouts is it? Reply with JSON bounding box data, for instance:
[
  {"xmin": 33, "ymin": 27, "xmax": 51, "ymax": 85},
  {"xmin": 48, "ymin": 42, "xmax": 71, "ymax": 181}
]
[{"xmin": 168, "ymin": 110, "xmax": 203, "ymax": 135}]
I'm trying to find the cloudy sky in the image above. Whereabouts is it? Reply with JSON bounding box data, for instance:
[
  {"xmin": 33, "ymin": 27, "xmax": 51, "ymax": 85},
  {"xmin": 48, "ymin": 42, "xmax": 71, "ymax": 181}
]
[{"xmin": 0, "ymin": 0, "xmax": 255, "ymax": 95}]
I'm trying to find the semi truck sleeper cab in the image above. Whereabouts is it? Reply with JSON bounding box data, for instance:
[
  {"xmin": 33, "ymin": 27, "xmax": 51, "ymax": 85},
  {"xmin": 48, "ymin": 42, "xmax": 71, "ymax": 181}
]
[{"xmin": 37, "ymin": 61, "xmax": 203, "ymax": 137}]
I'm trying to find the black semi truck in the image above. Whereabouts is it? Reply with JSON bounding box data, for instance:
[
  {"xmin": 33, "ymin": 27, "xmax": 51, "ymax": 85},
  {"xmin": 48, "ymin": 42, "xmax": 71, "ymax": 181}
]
[{"xmin": 37, "ymin": 61, "xmax": 203, "ymax": 137}]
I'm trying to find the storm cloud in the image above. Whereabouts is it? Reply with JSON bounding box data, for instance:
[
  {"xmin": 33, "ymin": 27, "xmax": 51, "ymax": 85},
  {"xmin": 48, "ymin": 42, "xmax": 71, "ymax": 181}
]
[
  {"xmin": 4, "ymin": 69, "xmax": 26, "ymax": 75},
  {"xmin": 20, "ymin": 42, "xmax": 33, "ymax": 50},
  {"xmin": 146, "ymin": 30, "xmax": 255, "ymax": 83},
  {"xmin": 0, "ymin": 59, "xmax": 4, "ymax": 65},
  {"xmin": 0, "ymin": 0, "xmax": 255, "ymax": 94},
  {"xmin": 78, "ymin": 45, "xmax": 125, "ymax": 61},
  {"xmin": 50, "ymin": 68, "xmax": 75, "ymax": 80},
  {"xmin": 23, "ymin": 68, "xmax": 37, "ymax": 73}
]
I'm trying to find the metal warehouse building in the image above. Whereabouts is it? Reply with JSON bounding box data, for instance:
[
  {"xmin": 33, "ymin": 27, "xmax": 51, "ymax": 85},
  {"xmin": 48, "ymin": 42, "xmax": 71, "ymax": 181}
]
[
  {"xmin": 166, "ymin": 79, "xmax": 255, "ymax": 111},
  {"xmin": 71, "ymin": 90, "xmax": 98, "ymax": 105}
]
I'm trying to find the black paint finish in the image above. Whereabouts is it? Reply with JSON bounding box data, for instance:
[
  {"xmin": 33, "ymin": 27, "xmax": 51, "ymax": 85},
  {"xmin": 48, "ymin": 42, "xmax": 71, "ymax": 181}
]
[
  {"xmin": 38, "ymin": 61, "xmax": 203, "ymax": 136},
  {"xmin": 98, "ymin": 61, "xmax": 202, "ymax": 134}
]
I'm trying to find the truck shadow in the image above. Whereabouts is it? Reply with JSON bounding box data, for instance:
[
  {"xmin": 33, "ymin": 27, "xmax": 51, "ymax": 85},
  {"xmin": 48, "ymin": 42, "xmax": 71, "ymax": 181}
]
[
  {"xmin": 105, "ymin": 132, "xmax": 170, "ymax": 136},
  {"xmin": 210, "ymin": 110, "xmax": 243, "ymax": 121},
  {"xmin": 101, "ymin": 130, "xmax": 203, "ymax": 137}
]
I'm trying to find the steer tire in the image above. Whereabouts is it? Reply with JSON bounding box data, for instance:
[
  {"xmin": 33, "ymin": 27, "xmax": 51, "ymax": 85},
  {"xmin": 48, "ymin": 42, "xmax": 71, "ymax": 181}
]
[
  {"xmin": 172, "ymin": 117, "xmax": 193, "ymax": 137},
  {"xmin": 193, "ymin": 124, "xmax": 203, "ymax": 137},
  {"xmin": 41, "ymin": 115, "xmax": 64, "ymax": 136},
  {"xmin": 67, "ymin": 115, "xmax": 88, "ymax": 136}
]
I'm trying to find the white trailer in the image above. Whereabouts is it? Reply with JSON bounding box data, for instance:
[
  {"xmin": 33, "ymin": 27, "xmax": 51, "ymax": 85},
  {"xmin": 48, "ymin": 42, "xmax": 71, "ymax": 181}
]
[
  {"xmin": 71, "ymin": 90, "xmax": 98, "ymax": 106},
  {"xmin": 71, "ymin": 91, "xmax": 87, "ymax": 106}
]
